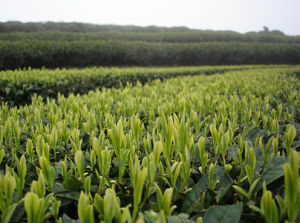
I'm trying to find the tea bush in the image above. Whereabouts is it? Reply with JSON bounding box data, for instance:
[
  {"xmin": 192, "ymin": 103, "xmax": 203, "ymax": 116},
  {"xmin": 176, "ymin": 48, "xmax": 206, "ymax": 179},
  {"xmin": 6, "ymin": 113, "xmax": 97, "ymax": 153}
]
[{"xmin": 0, "ymin": 67, "xmax": 299, "ymax": 222}]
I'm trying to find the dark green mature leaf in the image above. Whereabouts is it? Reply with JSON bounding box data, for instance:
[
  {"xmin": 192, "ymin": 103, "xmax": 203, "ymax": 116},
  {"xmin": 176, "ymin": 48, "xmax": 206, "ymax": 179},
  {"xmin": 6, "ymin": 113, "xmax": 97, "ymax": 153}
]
[
  {"xmin": 56, "ymin": 191, "xmax": 80, "ymax": 202},
  {"xmin": 4, "ymin": 87, "xmax": 10, "ymax": 95},
  {"xmin": 216, "ymin": 185, "xmax": 231, "ymax": 204},
  {"xmin": 62, "ymin": 214, "xmax": 80, "ymax": 223},
  {"xmin": 294, "ymin": 122, "xmax": 300, "ymax": 148},
  {"xmin": 214, "ymin": 165, "xmax": 225, "ymax": 180},
  {"xmin": 217, "ymin": 174, "xmax": 232, "ymax": 189},
  {"xmin": 203, "ymin": 203, "xmax": 243, "ymax": 223},
  {"xmin": 294, "ymin": 122, "xmax": 300, "ymax": 133},
  {"xmin": 254, "ymin": 149, "xmax": 264, "ymax": 172},
  {"xmin": 244, "ymin": 127, "xmax": 264, "ymax": 145},
  {"xmin": 65, "ymin": 176, "xmax": 82, "ymax": 191},
  {"xmin": 254, "ymin": 156, "xmax": 288, "ymax": 193},
  {"xmin": 16, "ymin": 89, "xmax": 24, "ymax": 95},
  {"xmin": 181, "ymin": 165, "xmax": 234, "ymax": 213},
  {"xmin": 167, "ymin": 213, "xmax": 194, "ymax": 223},
  {"xmin": 181, "ymin": 176, "xmax": 208, "ymax": 213},
  {"xmin": 227, "ymin": 146, "xmax": 238, "ymax": 161},
  {"xmin": 144, "ymin": 211, "xmax": 159, "ymax": 223},
  {"xmin": 294, "ymin": 139, "xmax": 300, "ymax": 149},
  {"xmin": 9, "ymin": 204, "xmax": 25, "ymax": 223},
  {"xmin": 239, "ymin": 214, "xmax": 265, "ymax": 223},
  {"xmin": 214, "ymin": 173, "xmax": 233, "ymax": 204}
]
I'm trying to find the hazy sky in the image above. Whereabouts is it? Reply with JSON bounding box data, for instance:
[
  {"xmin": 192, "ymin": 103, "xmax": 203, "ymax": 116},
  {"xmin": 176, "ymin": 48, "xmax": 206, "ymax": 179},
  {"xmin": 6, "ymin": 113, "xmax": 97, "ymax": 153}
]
[{"xmin": 1, "ymin": 0, "xmax": 300, "ymax": 35}]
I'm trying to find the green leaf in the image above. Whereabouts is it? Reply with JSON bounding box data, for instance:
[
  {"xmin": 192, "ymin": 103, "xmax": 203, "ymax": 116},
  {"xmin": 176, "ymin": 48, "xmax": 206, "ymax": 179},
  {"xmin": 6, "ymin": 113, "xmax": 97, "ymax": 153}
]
[
  {"xmin": 248, "ymin": 204, "xmax": 263, "ymax": 215},
  {"xmin": 216, "ymin": 185, "xmax": 231, "ymax": 204},
  {"xmin": 56, "ymin": 192, "xmax": 80, "ymax": 202},
  {"xmin": 143, "ymin": 210, "xmax": 159, "ymax": 223},
  {"xmin": 245, "ymin": 127, "xmax": 264, "ymax": 145},
  {"xmin": 217, "ymin": 174, "xmax": 232, "ymax": 190},
  {"xmin": 62, "ymin": 214, "xmax": 80, "ymax": 223},
  {"xmin": 167, "ymin": 213, "xmax": 194, "ymax": 223},
  {"xmin": 9, "ymin": 204, "xmax": 25, "ymax": 223},
  {"xmin": 3, "ymin": 203, "xmax": 18, "ymax": 223},
  {"xmin": 203, "ymin": 203, "xmax": 243, "ymax": 223},
  {"xmin": 16, "ymin": 90, "xmax": 24, "ymax": 95},
  {"xmin": 254, "ymin": 156, "xmax": 288, "ymax": 193},
  {"xmin": 181, "ymin": 176, "xmax": 208, "ymax": 213},
  {"xmin": 4, "ymin": 87, "xmax": 11, "ymax": 95},
  {"xmin": 233, "ymin": 185, "xmax": 249, "ymax": 199}
]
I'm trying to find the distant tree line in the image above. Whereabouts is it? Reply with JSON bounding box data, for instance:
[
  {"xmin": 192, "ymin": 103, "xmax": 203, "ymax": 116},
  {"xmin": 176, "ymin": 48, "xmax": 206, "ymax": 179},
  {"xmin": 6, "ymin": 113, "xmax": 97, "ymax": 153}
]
[
  {"xmin": 0, "ymin": 21, "xmax": 191, "ymax": 33},
  {"xmin": 1, "ymin": 30, "xmax": 300, "ymax": 44},
  {"xmin": 1, "ymin": 22, "xmax": 299, "ymax": 43},
  {"xmin": 0, "ymin": 22, "xmax": 300, "ymax": 69}
]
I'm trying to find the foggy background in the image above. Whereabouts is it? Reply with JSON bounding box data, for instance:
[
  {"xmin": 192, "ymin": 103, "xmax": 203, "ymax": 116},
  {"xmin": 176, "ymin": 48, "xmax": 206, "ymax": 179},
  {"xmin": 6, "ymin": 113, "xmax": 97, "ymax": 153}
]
[{"xmin": 1, "ymin": 0, "xmax": 300, "ymax": 35}]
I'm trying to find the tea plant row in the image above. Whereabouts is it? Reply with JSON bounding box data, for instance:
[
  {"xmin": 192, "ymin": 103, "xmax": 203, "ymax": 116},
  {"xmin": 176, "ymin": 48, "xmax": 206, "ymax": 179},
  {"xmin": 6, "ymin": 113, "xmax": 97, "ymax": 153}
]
[
  {"xmin": 0, "ymin": 68, "xmax": 299, "ymax": 222},
  {"xmin": 0, "ymin": 65, "xmax": 262, "ymax": 106}
]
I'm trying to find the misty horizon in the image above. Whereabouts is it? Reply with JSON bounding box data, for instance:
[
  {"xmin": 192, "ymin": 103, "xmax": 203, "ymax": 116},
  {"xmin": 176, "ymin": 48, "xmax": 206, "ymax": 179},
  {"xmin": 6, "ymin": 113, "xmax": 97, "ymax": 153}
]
[
  {"xmin": 1, "ymin": 0, "xmax": 300, "ymax": 35},
  {"xmin": 0, "ymin": 20, "xmax": 295, "ymax": 36}
]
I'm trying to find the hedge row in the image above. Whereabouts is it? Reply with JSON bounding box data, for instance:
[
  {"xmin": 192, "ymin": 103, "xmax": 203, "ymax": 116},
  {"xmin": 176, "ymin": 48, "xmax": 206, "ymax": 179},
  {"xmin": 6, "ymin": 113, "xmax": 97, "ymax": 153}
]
[
  {"xmin": 1, "ymin": 30, "xmax": 300, "ymax": 44},
  {"xmin": 1, "ymin": 40, "xmax": 300, "ymax": 70}
]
